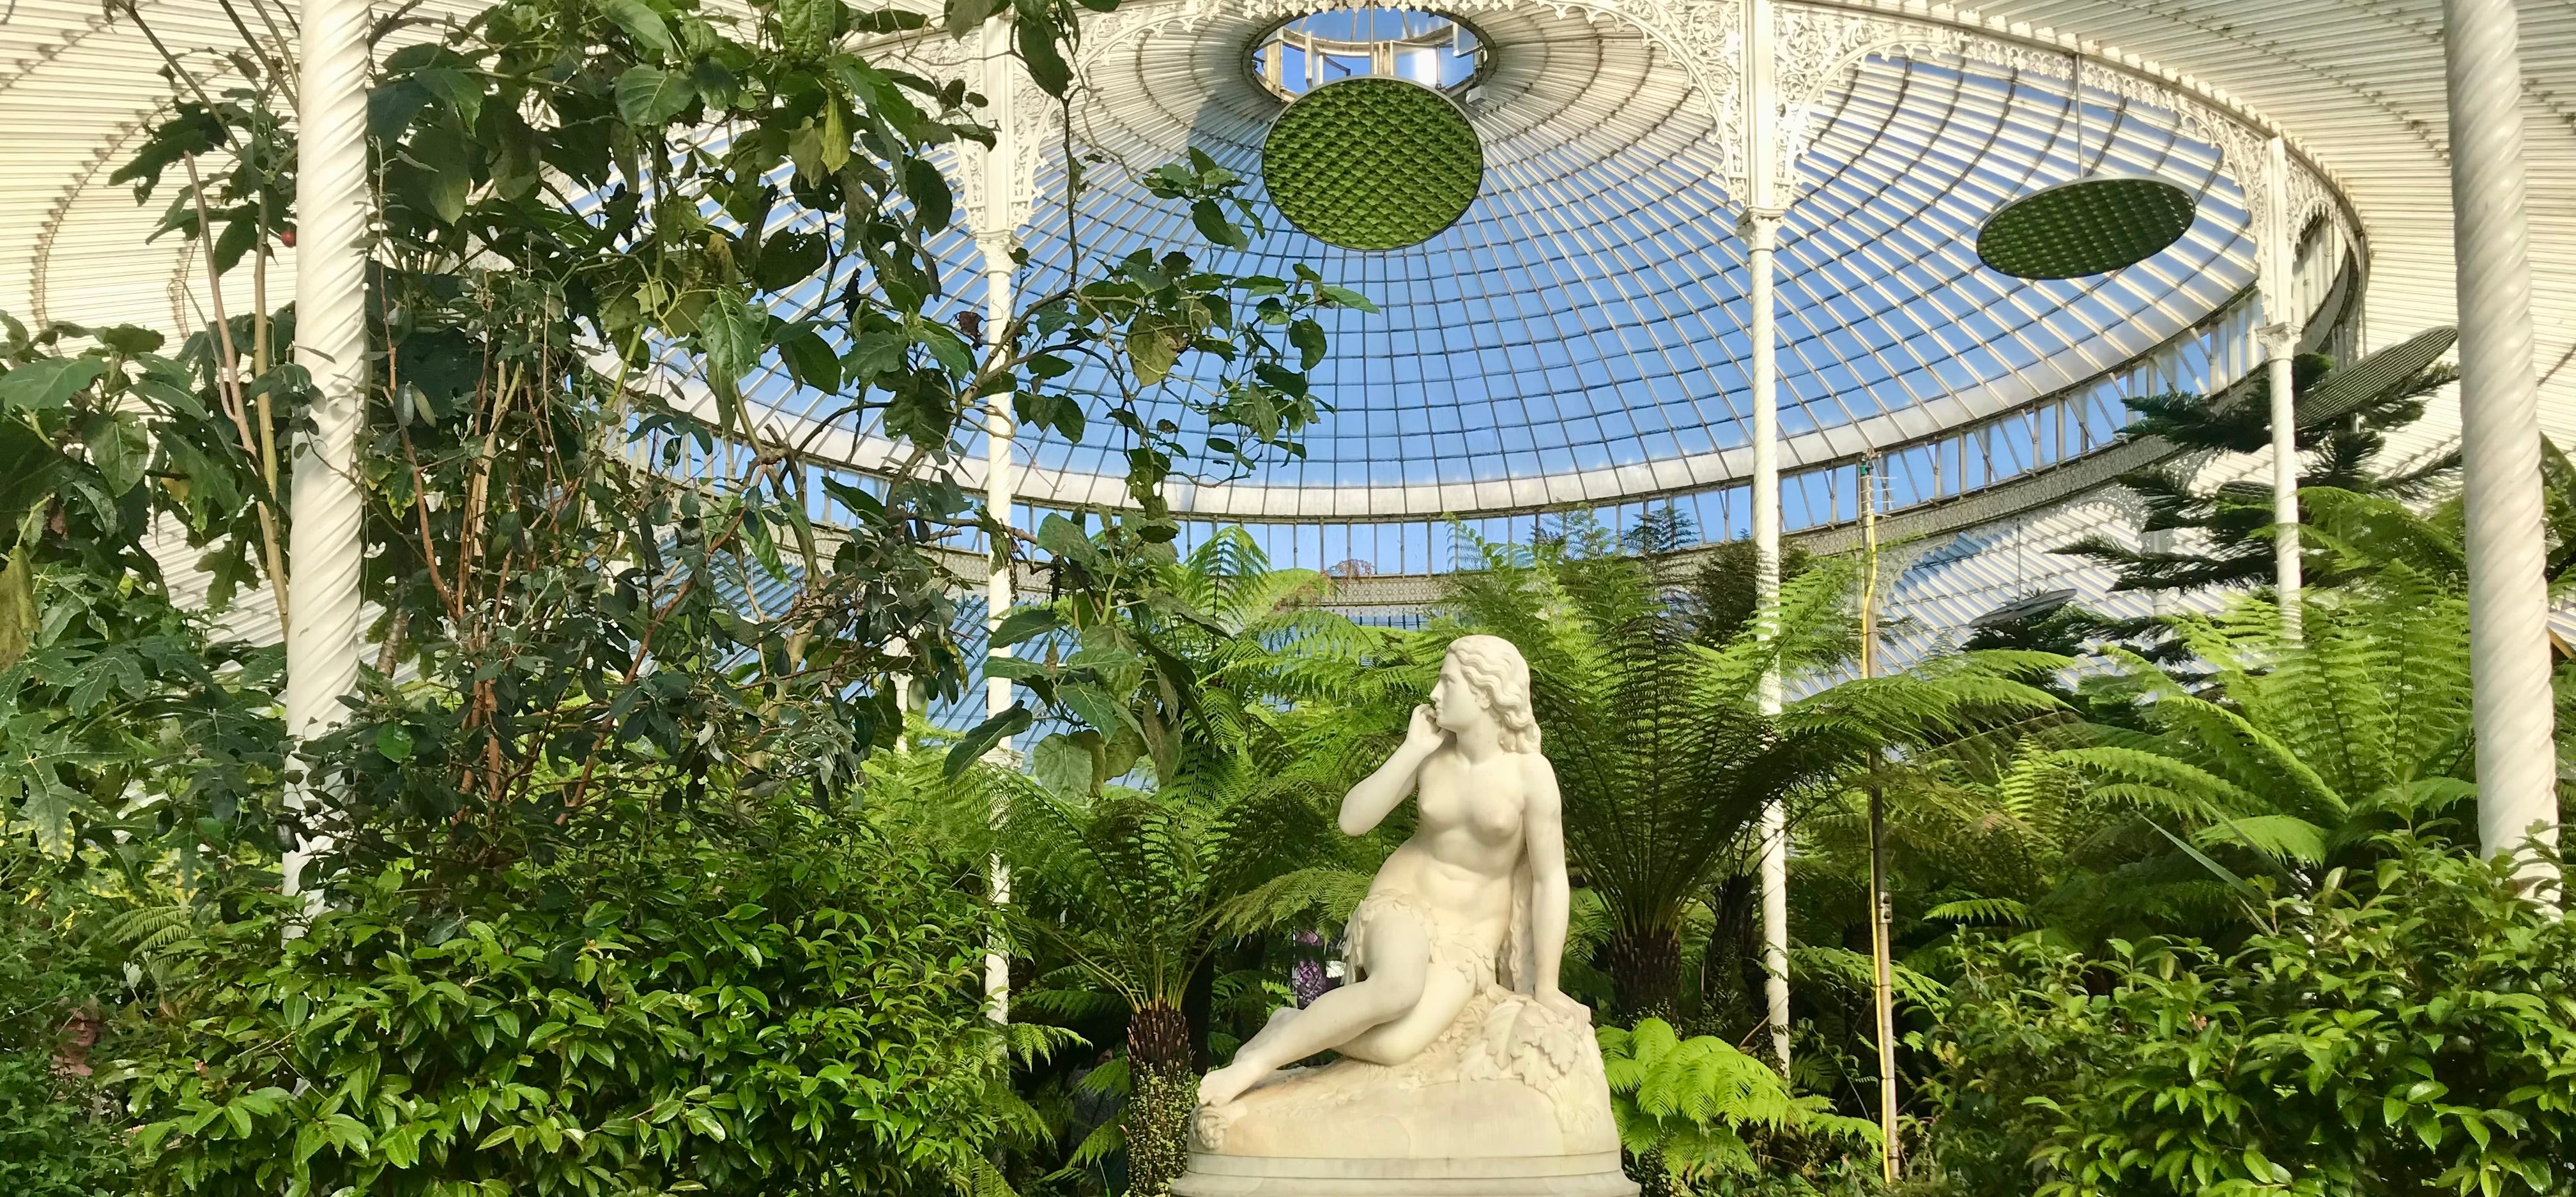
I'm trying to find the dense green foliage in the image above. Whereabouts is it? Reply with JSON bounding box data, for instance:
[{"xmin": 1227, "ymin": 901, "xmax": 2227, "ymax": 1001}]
[
  {"xmin": 1927, "ymin": 836, "xmax": 2576, "ymax": 1197},
  {"xmin": 117, "ymin": 803, "xmax": 1029, "ymax": 1197},
  {"xmin": 8, "ymin": 0, "xmax": 1360, "ymax": 1191},
  {"xmin": 0, "ymin": 842, "xmax": 131, "ymax": 1197},
  {"xmin": 1602, "ymin": 1018, "xmax": 1876, "ymax": 1189}
]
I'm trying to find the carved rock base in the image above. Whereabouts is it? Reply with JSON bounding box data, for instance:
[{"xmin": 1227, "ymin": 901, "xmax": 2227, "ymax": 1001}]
[
  {"xmin": 1170, "ymin": 1152, "xmax": 1640, "ymax": 1197},
  {"xmin": 1176, "ymin": 986, "xmax": 1631, "ymax": 1197}
]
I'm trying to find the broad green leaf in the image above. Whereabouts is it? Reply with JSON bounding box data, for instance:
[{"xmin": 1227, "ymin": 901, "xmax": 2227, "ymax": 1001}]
[
  {"xmin": 1013, "ymin": 8, "xmax": 1070, "ymax": 96},
  {"xmin": 415, "ymin": 66, "xmax": 484, "ymax": 127},
  {"xmin": 1128, "ymin": 328, "xmax": 1179, "ymax": 386},
  {"xmin": 944, "ymin": 0, "xmax": 997, "ymax": 38},
  {"xmin": 904, "ymin": 156, "xmax": 954, "ymax": 232},
  {"xmin": 697, "ymin": 291, "xmax": 764, "ymax": 394},
  {"xmin": 20, "ymin": 776, "xmax": 76, "ymax": 855},
  {"xmin": 990, "ymin": 605, "xmax": 1059, "ymax": 648},
  {"xmin": 1319, "ymin": 284, "xmax": 1377, "ymax": 312},
  {"xmin": 89, "ymin": 412, "xmax": 151, "ymax": 495},
  {"xmin": 95, "ymin": 324, "xmax": 162, "ymax": 355},
  {"xmin": 944, "ymin": 703, "xmax": 1031, "ymax": 777},
  {"xmin": 593, "ymin": 0, "xmax": 677, "ymax": 57},
  {"xmin": 1289, "ymin": 317, "xmax": 1326, "ymax": 370},
  {"xmin": 1058, "ymin": 682, "xmax": 1135, "ymax": 739},
  {"xmin": 376, "ymin": 725, "xmax": 415, "ymax": 763},
  {"xmin": 1191, "ymin": 198, "xmax": 1248, "ymax": 250},
  {"xmin": 1029, "ymin": 733, "xmax": 1092, "ymax": 795},
  {"xmin": 615, "ymin": 65, "xmax": 696, "ymax": 128},
  {"xmin": 779, "ymin": 0, "xmax": 843, "ymax": 56},
  {"xmin": 0, "ymin": 356, "xmax": 106, "ymax": 411}
]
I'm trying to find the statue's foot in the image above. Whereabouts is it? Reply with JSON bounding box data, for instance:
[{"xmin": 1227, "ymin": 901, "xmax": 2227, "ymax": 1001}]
[{"xmin": 1198, "ymin": 1062, "xmax": 1257, "ymax": 1109}]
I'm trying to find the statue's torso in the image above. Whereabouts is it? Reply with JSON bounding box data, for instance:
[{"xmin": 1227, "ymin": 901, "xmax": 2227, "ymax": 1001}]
[{"xmin": 1368, "ymin": 747, "xmax": 1528, "ymax": 930}]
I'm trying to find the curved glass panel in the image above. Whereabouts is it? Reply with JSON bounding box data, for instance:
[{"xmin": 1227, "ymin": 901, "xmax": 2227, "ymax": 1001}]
[
  {"xmin": 1250, "ymin": 8, "xmax": 1489, "ymax": 99},
  {"xmin": 725, "ymin": 5, "xmax": 2261, "ymax": 524}
]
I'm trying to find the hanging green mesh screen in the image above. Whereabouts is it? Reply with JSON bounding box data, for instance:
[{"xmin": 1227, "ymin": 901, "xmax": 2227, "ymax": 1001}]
[
  {"xmin": 1976, "ymin": 176, "xmax": 2196, "ymax": 279},
  {"xmin": 1262, "ymin": 77, "xmax": 1484, "ymax": 251}
]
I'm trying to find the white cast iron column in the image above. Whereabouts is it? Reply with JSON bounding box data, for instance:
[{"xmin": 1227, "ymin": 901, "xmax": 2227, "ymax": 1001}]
[
  {"xmin": 977, "ymin": 15, "xmax": 1023, "ymax": 1021},
  {"xmin": 281, "ymin": 0, "xmax": 372, "ymax": 899},
  {"xmin": 2261, "ymin": 137, "xmax": 2303, "ymax": 636},
  {"xmin": 981, "ymin": 231, "xmax": 1017, "ymax": 1021},
  {"xmin": 1742, "ymin": 0, "xmax": 1791, "ymax": 1073},
  {"xmin": 2445, "ymin": 0, "xmax": 2559, "ymax": 883}
]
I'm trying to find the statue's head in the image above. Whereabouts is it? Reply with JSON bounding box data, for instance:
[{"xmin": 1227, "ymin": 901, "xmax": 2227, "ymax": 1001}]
[{"xmin": 1436, "ymin": 634, "xmax": 1539, "ymax": 752}]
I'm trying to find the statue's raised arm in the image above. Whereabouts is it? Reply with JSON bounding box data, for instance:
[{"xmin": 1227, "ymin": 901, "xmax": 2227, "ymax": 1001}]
[
  {"xmin": 1179, "ymin": 636, "xmax": 1632, "ymax": 1197},
  {"xmin": 1336, "ymin": 703, "xmax": 1446, "ymax": 837}
]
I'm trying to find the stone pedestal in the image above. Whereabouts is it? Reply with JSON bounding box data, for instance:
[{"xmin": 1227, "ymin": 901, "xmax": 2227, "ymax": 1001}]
[
  {"xmin": 1175, "ymin": 986, "xmax": 1636, "ymax": 1197},
  {"xmin": 1170, "ymin": 1152, "xmax": 1638, "ymax": 1197}
]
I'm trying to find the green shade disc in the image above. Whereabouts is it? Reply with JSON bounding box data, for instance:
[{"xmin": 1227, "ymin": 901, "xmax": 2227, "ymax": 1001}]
[
  {"xmin": 1262, "ymin": 77, "xmax": 1485, "ymax": 251},
  {"xmin": 1976, "ymin": 175, "xmax": 2196, "ymax": 279}
]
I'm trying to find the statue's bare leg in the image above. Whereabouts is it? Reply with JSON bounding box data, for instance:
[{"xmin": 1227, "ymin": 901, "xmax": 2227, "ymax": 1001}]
[{"xmin": 1197, "ymin": 911, "xmax": 1432, "ymax": 1108}]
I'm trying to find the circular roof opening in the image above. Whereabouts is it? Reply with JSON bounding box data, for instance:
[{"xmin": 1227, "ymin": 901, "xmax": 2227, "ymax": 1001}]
[
  {"xmin": 1249, "ymin": 7, "xmax": 1489, "ymax": 100},
  {"xmin": 1263, "ymin": 77, "xmax": 1485, "ymax": 250},
  {"xmin": 1977, "ymin": 175, "xmax": 2198, "ymax": 279}
]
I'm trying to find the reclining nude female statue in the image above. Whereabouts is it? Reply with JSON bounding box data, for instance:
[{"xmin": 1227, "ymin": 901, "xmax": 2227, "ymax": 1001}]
[{"xmin": 1176, "ymin": 636, "xmax": 1632, "ymax": 1196}]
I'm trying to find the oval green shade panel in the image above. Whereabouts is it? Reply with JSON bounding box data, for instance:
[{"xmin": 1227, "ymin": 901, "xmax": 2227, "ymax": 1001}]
[
  {"xmin": 1976, "ymin": 175, "xmax": 2196, "ymax": 279},
  {"xmin": 1262, "ymin": 77, "xmax": 1484, "ymax": 251}
]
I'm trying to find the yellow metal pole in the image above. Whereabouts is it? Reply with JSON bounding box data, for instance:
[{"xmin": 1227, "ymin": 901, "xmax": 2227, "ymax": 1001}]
[{"xmin": 1860, "ymin": 457, "xmax": 1899, "ymax": 1184}]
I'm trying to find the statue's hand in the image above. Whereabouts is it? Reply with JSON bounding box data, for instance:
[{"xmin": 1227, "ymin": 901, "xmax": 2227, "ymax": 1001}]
[
  {"xmin": 1538, "ymin": 988, "xmax": 1591, "ymax": 1025},
  {"xmin": 1405, "ymin": 703, "xmax": 1448, "ymax": 752}
]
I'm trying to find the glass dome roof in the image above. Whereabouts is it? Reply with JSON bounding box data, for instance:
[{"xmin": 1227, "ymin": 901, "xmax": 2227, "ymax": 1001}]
[{"xmin": 743, "ymin": 2, "xmax": 2258, "ymax": 521}]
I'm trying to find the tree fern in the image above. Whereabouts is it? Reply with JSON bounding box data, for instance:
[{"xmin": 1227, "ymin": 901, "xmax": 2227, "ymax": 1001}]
[
  {"xmin": 2043, "ymin": 577, "xmax": 2483, "ymax": 942},
  {"xmin": 1924, "ymin": 897, "xmax": 2035, "ymax": 927},
  {"xmin": 1429, "ymin": 522, "xmax": 2061, "ymax": 1017},
  {"xmin": 1598, "ymin": 1018, "xmax": 1878, "ymax": 1184}
]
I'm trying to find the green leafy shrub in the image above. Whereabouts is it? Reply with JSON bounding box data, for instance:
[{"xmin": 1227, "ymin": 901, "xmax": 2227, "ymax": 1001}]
[
  {"xmin": 1924, "ymin": 835, "xmax": 2576, "ymax": 1197},
  {"xmin": 1600, "ymin": 1018, "xmax": 1878, "ymax": 1189},
  {"xmin": 0, "ymin": 842, "xmax": 130, "ymax": 1197},
  {"xmin": 114, "ymin": 800, "xmax": 1036, "ymax": 1197}
]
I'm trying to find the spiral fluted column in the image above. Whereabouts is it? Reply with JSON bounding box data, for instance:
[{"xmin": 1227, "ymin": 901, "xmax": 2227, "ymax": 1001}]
[
  {"xmin": 2444, "ymin": 0, "xmax": 2559, "ymax": 886},
  {"xmin": 2260, "ymin": 137, "xmax": 2303, "ymax": 638},
  {"xmin": 280, "ymin": 0, "xmax": 373, "ymax": 898}
]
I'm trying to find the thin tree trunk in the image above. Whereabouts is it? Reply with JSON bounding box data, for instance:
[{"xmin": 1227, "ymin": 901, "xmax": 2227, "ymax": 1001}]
[
  {"xmin": 1622, "ymin": 1147, "xmax": 1676, "ymax": 1197},
  {"xmin": 1606, "ymin": 927, "xmax": 1683, "ymax": 1024},
  {"xmin": 1699, "ymin": 872, "xmax": 1763, "ymax": 1042},
  {"xmin": 1126, "ymin": 1001, "xmax": 1195, "ymax": 1197}
]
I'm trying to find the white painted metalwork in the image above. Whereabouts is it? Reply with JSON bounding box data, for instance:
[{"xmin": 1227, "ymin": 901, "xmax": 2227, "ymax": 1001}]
[
  {"xmin": 976, "ymin": 17, "xmax": 1026, "ymax": 1021},
  {"xmin": 2444, "ymin": 0, "xmax": 2559, "ymax": 888},
  {"xmin": 2262, "ymin": 135, "xmax": 2303, "ymax": 636},
  {"xmin": 1742, "ymin": 0, "xmax": 1793, "ymax": 1076},
  {"xmin": 279, "ymin": 0, "xmax": 372, "ymax": 899}
]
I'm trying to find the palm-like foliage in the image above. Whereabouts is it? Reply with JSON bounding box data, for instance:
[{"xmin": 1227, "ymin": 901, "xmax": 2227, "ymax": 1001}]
[
  {"xmin": 944, "ymin": 524, "xmax": 1397, "ymax": 1196},
  {"xmin": 994, "ymin": 758, "xmax": 1343, "ymax": 1024},
  {"xmin": 2300, "ymin": 438, "xmax": 2576, "ymax": 592},
  {"xmin": 2056, "ymin": 352, "xmax": 2457, "ymax": 598},
  {"xmin": 1436, "ymin": 527, "xmax": 2062, "ymax": 1019},
  {"xmin": 2041, "ymin": 571, "xmax": 2480, "ymax": 942}
]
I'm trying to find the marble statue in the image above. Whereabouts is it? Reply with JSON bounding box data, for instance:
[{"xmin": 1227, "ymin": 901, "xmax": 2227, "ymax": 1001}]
[{"xmin": 1174, "ymin": 635, "xmax": 1636, "ymax": 1197}]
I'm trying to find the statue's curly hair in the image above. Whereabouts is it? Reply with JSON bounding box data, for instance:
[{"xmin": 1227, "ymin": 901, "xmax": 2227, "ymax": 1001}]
[{"xmin": 1445, "ymin": 634, "xmax": 1539, "ymax": 754}]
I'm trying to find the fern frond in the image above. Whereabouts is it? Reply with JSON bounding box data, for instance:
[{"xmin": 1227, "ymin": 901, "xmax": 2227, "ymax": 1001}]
[{"xmin": 1923, "ymin": 897, "xmax": 2033, "ymax": 927}]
